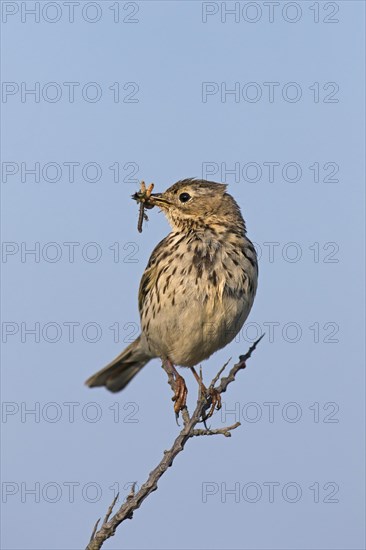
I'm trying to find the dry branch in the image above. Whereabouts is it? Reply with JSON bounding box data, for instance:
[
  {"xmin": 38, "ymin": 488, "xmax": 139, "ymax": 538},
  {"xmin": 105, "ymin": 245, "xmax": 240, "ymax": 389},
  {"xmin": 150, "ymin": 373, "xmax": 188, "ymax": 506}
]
[{"xmin": 85, "ymin": 335, "xmax": 264, "ymax": 550}]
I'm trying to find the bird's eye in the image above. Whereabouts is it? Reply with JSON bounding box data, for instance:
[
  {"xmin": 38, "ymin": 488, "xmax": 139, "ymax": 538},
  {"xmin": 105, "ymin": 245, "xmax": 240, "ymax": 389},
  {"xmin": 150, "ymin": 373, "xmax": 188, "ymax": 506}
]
[{"xmin": 179, "ymin": 192, "xmax": 191, "ymax": 203}]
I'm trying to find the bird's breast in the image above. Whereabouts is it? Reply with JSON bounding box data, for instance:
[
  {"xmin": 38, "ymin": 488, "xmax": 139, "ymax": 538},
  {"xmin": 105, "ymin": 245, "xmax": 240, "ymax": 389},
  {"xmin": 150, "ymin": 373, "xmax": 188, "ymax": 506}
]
[{"xmin": 139, "ymin": 231, "xmax": 257, "ymax": 366}]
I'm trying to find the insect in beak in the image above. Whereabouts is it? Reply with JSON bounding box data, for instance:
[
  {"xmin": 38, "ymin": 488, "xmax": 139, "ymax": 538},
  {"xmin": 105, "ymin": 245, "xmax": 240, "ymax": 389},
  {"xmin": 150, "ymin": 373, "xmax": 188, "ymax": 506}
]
[{"xmin": 132, "ymin": 182, "xmax": 171, "ymax": 233}]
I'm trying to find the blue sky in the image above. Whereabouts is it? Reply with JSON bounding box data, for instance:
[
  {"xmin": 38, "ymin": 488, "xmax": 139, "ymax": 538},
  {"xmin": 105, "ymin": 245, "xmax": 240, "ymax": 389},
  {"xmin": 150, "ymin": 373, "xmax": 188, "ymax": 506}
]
[{"xmin": 1, "ymin": 1, "xmax": 365, "ymax": 549}]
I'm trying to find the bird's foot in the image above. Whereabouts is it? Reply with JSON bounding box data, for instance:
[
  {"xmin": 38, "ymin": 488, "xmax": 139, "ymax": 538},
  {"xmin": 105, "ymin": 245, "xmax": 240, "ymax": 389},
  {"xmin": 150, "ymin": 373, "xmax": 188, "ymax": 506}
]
[
  {"xmin": 162, "ymin": 359, "xmax": 188, "ymax": 420},
  {"xmin": 190, "ymin": 367, "xmax": 221, "ymax": 420},
  {"xmin": 171, "ymin": 372, "xmax": 188, "ymax": 416},
  {"xmin": 205, "ymin": 386, "xmax": 222, "ymax": 419}
]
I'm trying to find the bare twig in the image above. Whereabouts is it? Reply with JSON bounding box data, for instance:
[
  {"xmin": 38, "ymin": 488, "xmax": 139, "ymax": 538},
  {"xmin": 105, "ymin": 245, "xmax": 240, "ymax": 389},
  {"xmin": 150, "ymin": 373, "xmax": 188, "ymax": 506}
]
[
  {"xmin": 209, "ymin": 357, "xmax": 231, "ymax": 388},
  {"xmin": 191, "ymin": 421, "xmax": 241, "ymax": 437},
  {"xmin": 103, "ymin": 493, "xmax": 119, "ymax": 525},
  {"xmin": 89, "ymin": 520, "xmax": 100, "ymax": 543},
  {"xmin": 85, "ymin": 336, "xmax": 263, "ymax": 550}
]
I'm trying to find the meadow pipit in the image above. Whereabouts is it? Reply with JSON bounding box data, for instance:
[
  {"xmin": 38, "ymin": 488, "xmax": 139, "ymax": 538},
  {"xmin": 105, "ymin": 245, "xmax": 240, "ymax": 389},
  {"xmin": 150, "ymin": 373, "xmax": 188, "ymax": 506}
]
[{"xmin": 86, "ymin": 179, "xmax": 258, "ymax": 415}]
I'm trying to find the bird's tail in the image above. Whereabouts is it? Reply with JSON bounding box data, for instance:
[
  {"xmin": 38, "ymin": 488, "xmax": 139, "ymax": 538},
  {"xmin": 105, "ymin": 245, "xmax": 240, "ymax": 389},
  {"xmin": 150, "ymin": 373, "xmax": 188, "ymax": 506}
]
[{"xmin": 85, "ymin": 336, "xmax": 151, "ymax": 393}]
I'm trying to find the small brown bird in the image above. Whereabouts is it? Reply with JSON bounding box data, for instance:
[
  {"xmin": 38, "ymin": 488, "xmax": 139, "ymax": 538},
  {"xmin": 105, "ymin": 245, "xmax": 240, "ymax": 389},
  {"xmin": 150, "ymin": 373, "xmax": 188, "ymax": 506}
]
[{"xmin": 86, "ymin": 179, "xmax": 258, "ymax": 414}]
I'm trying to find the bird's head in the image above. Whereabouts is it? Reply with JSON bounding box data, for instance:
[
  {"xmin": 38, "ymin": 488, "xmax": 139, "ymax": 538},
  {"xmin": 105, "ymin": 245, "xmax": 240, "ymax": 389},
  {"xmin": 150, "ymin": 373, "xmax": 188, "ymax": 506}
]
[{"xmin": 146, "ymin": 178, "xmax": 245, "ymax": 233}]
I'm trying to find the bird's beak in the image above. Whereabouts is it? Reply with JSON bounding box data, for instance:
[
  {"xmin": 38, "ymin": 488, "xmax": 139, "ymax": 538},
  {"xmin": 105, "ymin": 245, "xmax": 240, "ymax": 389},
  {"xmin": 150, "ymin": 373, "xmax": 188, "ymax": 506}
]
[{"xmin": 149, "ymin": 193, "xmax": 171, "ymax": 206}]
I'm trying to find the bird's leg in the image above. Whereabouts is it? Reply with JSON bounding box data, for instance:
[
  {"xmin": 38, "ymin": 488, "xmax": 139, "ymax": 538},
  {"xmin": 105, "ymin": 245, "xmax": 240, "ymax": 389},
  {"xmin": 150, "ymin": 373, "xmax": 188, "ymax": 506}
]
[
  {"xmin": 190, "ymin": 367, "xmax": 222, "ymax": 419},
  {"xmin": 190, "ymin": 366, "xmax": 206, "ymax": 396},
  {"xmin": 164, "ymin": 359, "xmax": 188, "ymax": 416}
]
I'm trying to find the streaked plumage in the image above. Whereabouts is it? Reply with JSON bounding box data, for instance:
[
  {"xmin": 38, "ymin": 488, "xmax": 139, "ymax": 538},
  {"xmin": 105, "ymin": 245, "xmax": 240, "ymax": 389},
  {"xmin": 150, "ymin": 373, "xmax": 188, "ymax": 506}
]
[{"xmin": 86, "ymin": 179, "xmax": 258, "ymax": 393}]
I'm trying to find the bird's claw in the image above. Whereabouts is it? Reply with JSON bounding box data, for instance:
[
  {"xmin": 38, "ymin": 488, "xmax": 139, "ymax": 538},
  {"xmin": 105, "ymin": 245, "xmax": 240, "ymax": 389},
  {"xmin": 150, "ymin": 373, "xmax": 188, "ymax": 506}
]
[
  {"xmin": 171, "ymin": 373, "xmax": 188, "ymax": 416},
  {"xmin": 206, "ymin": 386, "xmax": 222, "ymax": 418},
  {"xmin": 200, "ymin": 386, "xmax": 222, "ymax": 421}
]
